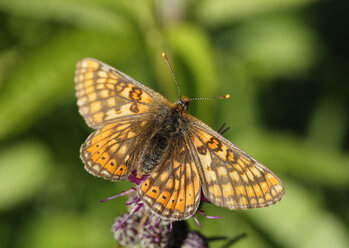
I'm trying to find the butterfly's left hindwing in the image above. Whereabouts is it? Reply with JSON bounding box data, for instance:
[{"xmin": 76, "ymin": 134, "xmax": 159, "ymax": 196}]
[{"xmin": 139, "ymin": 140, "xmax": 201, "ymax": 220}]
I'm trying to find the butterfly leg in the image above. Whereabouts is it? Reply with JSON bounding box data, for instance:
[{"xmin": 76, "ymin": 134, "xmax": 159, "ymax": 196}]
[{"xmin": 217, "ymin": 123, "xmax": 230, "ymax": 135}]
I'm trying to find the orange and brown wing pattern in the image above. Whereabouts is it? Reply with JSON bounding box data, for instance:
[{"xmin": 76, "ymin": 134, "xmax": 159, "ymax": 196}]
[
  {"xmin": 75, "ymin": 58, "xmax": 168, "ymax": 129},
  {"xmin": 187, "ymin": 117, "xmax": 284, "ymax": 210},
  {"xmin": 81, "ymin": 120, "xmax": 150, "ymax": 181},
  {"xmin": 139, "ymin": 141, "xmax": 201, "ymax": 220}
]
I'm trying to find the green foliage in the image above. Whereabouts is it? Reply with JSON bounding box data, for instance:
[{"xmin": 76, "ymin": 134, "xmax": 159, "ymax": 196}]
[{"xmin": 0, "ymin": 0, "xmax": 348, "ymax": 247}]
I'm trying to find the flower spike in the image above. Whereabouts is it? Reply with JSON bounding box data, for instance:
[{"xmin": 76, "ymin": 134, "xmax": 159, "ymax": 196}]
[
  {"xmin": 99, "ymin": 188, "xmax": 135, "ymax": 203},
  {"xmin": 193, "ymin": 216, "xmax": 203, "ymax": 229}
]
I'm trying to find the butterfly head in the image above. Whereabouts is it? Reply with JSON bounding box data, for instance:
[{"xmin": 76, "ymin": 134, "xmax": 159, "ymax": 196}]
[{"xmin": 175, "ymin": 96, "xmax": 190, "ymax": 112}]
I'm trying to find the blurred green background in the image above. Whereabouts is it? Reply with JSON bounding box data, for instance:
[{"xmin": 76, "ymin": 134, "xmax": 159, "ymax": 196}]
[{"xmin": 0, "ymin": 0, "xmax": 348, "ymax": 247}]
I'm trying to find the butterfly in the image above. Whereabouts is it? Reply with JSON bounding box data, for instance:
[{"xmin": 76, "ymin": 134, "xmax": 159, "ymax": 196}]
[{"xmin": 75, "ymin": 55, "xmax": 284, "ymax": 221}]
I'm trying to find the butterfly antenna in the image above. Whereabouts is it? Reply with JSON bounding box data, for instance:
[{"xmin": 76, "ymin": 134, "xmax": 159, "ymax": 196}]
[
  {"xmin": 162, "ymin": 52, "xmax": 181, "ymax": 99},
  {"xmin": 162, "ymin": 52, "xmax": 230, "ymax": 102},
  {"xmin": 189, "ymin": 94, "xmax": 231, "ymax": 101}
]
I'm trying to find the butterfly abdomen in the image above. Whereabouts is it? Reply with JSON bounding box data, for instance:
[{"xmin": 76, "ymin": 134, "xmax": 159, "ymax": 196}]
[
  {"xmin": 140, "ymin": 107, "xmax": 187, "ymax": 174},
  {"xmin": 141, "ymin": 133, "xmax": 169, "ymax": 173}
]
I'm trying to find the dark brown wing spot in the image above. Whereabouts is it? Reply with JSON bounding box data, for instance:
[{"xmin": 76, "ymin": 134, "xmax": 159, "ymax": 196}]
[
  {"xmin": 130, "ymin": 103, "xmax": 139, "ymax": 113},
  {"xmin": 134, "ymin": 88, "xmax": 142, "ymax": 95},
  {"xmin": 226, "ymin": 149, "xmax": 236, "ymax": 163},
  {"xmin": 197, "ymin": 145, "xmax": 207, "ymax": 155},
  {"xmin": 129, "ymin": 87, "xmax": 142, "ymax": 101},
  {"xmin": 116, "ymin": 81, "xmax": 128, "ymax": 92},
  {"xmin": 207, "ymin": 137, "xmax": 223, "ymax": 152}
]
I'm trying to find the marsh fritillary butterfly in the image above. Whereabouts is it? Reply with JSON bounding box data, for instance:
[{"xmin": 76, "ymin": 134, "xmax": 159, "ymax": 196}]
[{"xmin": 75, "ymin": 54, "xmax": 284, "ymax": 220}]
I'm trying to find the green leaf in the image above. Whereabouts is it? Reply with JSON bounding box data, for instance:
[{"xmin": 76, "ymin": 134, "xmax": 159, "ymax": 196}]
[
  {"xmin": 0, "ymin": 0, "xmax": 131, "ymax": 33},
  {"xmin": 196, "ymin": 0, "xmax": 318, "ymax": 26},
  {"xmin": 17, "ymin": 212, "xmax": 114, "ymax": 248},
  {"xmin": 230, "ymin": 14, "xmax": 319, "ymax": 80},
  {"xmin": 166, "ymin": 24, "xmax": 218, "ymax": 122},
  {"xmin": 0, "ymin": 141, "xmax": 52, "ymax": 210},
  {"xmin": 245, "ymin": 179, "xmax": 349, "ymax": 248},
  {"xmin": 0, "ymin": 29, "xmax": 137, "ymax": 140}
]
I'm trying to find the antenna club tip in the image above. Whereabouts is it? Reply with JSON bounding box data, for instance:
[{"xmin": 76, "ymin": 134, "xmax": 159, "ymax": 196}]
[
  {"xmin": 224, "ymin": 94, "xmax": 230, "ymax": 99},
  {"xmin": 162, "ymin": 52, "xmax": 168, "ymax": 60}
]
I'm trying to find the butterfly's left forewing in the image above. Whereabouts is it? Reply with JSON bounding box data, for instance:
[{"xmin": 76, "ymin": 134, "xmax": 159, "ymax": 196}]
[{"xmin": 186, "ymin": 115, "xmax": 284, "ymax": 210}]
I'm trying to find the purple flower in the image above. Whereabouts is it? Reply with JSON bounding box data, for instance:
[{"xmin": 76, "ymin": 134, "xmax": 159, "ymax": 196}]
[
  {"xmin": 140, "ymin": 224, "xmax": 171, "ymax": 248},
  {"xmin": 181, "ymin": 231, "xmax": 208, "ymax": 248},
  {"xmin": 111, "ymin": 213, "xmax": 140, "ymax": 247},
  {"xmin": 102, "ymin": 170, "xmax": 222, "ymax": 247}
]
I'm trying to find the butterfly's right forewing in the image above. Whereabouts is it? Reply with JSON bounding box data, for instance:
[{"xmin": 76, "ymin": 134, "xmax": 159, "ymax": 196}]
[{"xmin": 76, "ymin": 58, "xmax": 172, "ymax": 181}]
